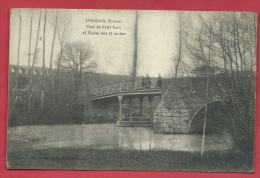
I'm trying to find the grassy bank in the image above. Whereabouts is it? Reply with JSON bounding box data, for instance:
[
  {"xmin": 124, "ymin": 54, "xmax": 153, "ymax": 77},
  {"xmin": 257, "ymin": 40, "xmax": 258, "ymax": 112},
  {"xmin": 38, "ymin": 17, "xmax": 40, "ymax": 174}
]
[{"xmin": 7, "ymin": 148, "xmax": 254, "ymax": 172}]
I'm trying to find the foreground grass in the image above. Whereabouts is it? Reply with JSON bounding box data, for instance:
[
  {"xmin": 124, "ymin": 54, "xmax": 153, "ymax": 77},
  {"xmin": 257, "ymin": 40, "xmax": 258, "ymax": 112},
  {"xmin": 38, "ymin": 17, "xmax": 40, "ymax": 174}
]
[{"xmin": 7, "ymin": 148, "xmax": 254, "ymax": 172}]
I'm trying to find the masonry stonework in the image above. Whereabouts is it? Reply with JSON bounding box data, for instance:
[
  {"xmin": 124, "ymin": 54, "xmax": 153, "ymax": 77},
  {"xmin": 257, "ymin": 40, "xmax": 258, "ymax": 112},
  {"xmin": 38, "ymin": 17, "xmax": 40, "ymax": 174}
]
[
  {"xmin": 153, "ymin": 77, "xmax": 223, "ymax": 134},
  {"xmin": 153, "ymin": 84, "xmax": 191, "ymax": 133}
]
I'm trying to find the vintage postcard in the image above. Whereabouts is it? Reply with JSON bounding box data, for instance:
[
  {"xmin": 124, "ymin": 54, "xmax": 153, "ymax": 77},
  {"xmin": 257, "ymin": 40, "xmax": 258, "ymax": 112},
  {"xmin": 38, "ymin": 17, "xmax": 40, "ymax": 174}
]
[{"xmin": 7, "ymin": 8, "xmax": 257, "ymax": 172}]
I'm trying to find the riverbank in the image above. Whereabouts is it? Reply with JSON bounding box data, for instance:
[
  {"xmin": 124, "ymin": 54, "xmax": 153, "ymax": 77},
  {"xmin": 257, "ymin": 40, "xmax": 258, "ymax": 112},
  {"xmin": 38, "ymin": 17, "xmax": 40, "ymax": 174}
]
[{"xmin": 7, "ymin": 148, "xmax": 254, "ymax": 172}]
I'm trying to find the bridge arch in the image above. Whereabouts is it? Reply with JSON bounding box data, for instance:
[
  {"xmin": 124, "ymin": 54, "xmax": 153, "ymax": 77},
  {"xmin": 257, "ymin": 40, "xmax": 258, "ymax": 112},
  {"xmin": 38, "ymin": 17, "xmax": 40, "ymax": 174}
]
[
  {"xmin": 42, "ymin": 70, "xmax": 49, "ymax": 76},
  {"xmin": 19, "ymin": 68, "xmax": 26, "ymax": 74},
  {"xmin": 28, "ymin": 69, "xmax": 32, "ymax": 74},
  {"xmin": 34, "ymin": 69, "xmax": 41, "ymax": 75},
  {"xmin": 11, "ymin": 67, "xmax": 16, "ymax": 73},
  {"xmin": 188, "ymin": 100, "xmax": 231, "ymax": 134}
]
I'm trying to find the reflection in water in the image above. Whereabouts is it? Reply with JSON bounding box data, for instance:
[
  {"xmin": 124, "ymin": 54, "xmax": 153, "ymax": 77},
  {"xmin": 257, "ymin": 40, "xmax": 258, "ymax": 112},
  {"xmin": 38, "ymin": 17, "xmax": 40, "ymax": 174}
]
[
  {"xmin": 153, "ymin": 134, "xmax": 191, "ymax": 151},
  {"xmin": 118, "ymin": 128, "xmax": 153, "ymax": 150},
  {"xmin": 119, "ymin": 128, "xmax": 192, "ymax": 151},
  {"xmin": 8, "ymin": 123, "xmax": 234, "ymax": 153}
]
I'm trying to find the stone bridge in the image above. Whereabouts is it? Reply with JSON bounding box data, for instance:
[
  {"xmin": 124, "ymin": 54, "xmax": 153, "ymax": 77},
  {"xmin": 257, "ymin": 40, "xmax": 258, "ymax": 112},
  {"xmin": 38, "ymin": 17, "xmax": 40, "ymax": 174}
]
[
  {"xmin": 89, "ymin": 76, "xmax": 231, "ymax": 133},
  {"xmin": 153, "ymin": 77, "xmax": 230, "ymax": 134}
]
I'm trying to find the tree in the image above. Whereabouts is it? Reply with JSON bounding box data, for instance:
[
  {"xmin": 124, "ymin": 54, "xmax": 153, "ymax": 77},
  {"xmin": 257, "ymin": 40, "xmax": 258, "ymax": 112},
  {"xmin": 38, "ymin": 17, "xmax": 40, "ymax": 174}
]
[
  {"xmin": 49, "ymin": 10, "xmax": 59, "ymax": 72},
  {"xmin": 28, "ymin": 11, "xmax": 42, "ymax": 114},
  {"xmin": 48, "ymin": 10, "xmax": 70, "ymax": 113},
  {"xmin": 131, "ymin": 11, "xmax": 139, "ymax": 82},
  {"xmin": 56, "ymin": 11, "xmax": 72, "ymax": 91},
  {"xmin": 39, "ymin": 10, "xmax": 47, "ymax": 110},
  {"xmin": 42, "ymin": 10, "xmax": 47, "ymax": 84},
  {"xmin": 15, "ymin": 11, "xmax": 22, "ymax": 90},
  {"xmin": 27, "ymin": 10, "xmax": 33, "ymax": 67},
  {"xmin": 60, "ymin": 41, "xmax": 96, "ymax": 122},
  {"xmin": 54, "ymin": 12, "xmax": 72, "ymax": 113},
  {"xmin": 214, "ymin": 12, "xmax": 256, "ymax": 153},
  {"xmin": 187, "ymin": 12, "xmax": 256, "ymax": 154},
  {"xmin": 186, "ymin": 15, "xmax": 214, "ymax": 156},
  {"xmin": 174, "ymin": 12, "xmax": 190, "ymax": 78},
  {"xmin": 60, "ymin": 41, "xmax": 97, "ymax": 89}
]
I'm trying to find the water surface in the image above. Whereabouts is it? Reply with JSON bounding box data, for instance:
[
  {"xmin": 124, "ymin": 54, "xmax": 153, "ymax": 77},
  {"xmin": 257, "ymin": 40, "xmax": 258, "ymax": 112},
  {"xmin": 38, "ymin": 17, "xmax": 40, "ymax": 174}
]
[{"xmin": 8, "ymin": 123, "xmax": 234, "ymax": 153}]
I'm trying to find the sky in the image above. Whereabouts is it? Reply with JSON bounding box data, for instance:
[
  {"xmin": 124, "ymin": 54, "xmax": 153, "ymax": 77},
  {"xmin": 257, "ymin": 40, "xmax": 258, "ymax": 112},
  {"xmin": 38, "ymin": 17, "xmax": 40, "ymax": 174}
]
[{"xmin": 10, "ymin": 9, "xmax": 183, "ymax": 77}]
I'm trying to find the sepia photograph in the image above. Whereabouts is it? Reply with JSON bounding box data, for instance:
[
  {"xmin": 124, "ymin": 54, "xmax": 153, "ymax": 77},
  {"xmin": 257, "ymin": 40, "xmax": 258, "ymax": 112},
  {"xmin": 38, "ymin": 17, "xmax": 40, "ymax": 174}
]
[{"xmin": 7, "ymin": 8, "xmax": 257, "ymax": 172}]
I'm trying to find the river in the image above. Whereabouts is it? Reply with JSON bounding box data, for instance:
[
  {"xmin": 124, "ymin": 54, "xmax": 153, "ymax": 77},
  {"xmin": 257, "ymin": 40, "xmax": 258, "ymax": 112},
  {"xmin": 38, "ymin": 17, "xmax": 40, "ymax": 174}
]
[{"xmin": 8, "ymin": 123, "xmax": 234, "ymax": 153}]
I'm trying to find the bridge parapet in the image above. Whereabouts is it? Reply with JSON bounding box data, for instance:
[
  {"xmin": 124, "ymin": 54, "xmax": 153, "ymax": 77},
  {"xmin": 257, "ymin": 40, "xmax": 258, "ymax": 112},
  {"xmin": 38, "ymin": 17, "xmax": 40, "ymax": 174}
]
[{"xmin": 90, "ymin": 80, "xmax": 160, "ymax": 98}]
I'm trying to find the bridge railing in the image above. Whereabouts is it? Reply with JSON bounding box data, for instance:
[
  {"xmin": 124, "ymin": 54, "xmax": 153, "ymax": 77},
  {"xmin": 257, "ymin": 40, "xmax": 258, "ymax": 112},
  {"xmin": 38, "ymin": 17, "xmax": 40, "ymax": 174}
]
[{"xmin": 90, "ymin": 80, "xmax": 160, "ymax": 97}]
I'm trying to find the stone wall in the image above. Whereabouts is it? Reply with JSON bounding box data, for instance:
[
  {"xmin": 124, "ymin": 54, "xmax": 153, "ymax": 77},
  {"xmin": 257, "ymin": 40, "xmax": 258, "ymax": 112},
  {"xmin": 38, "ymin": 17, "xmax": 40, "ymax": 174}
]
[
  {"xmin": 153, "ymin": 77, "xmax": 223, "ymax": 134},
  {"xmin": 153, "ymin": 84, "xmax": 191, "ymax": 133}
]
